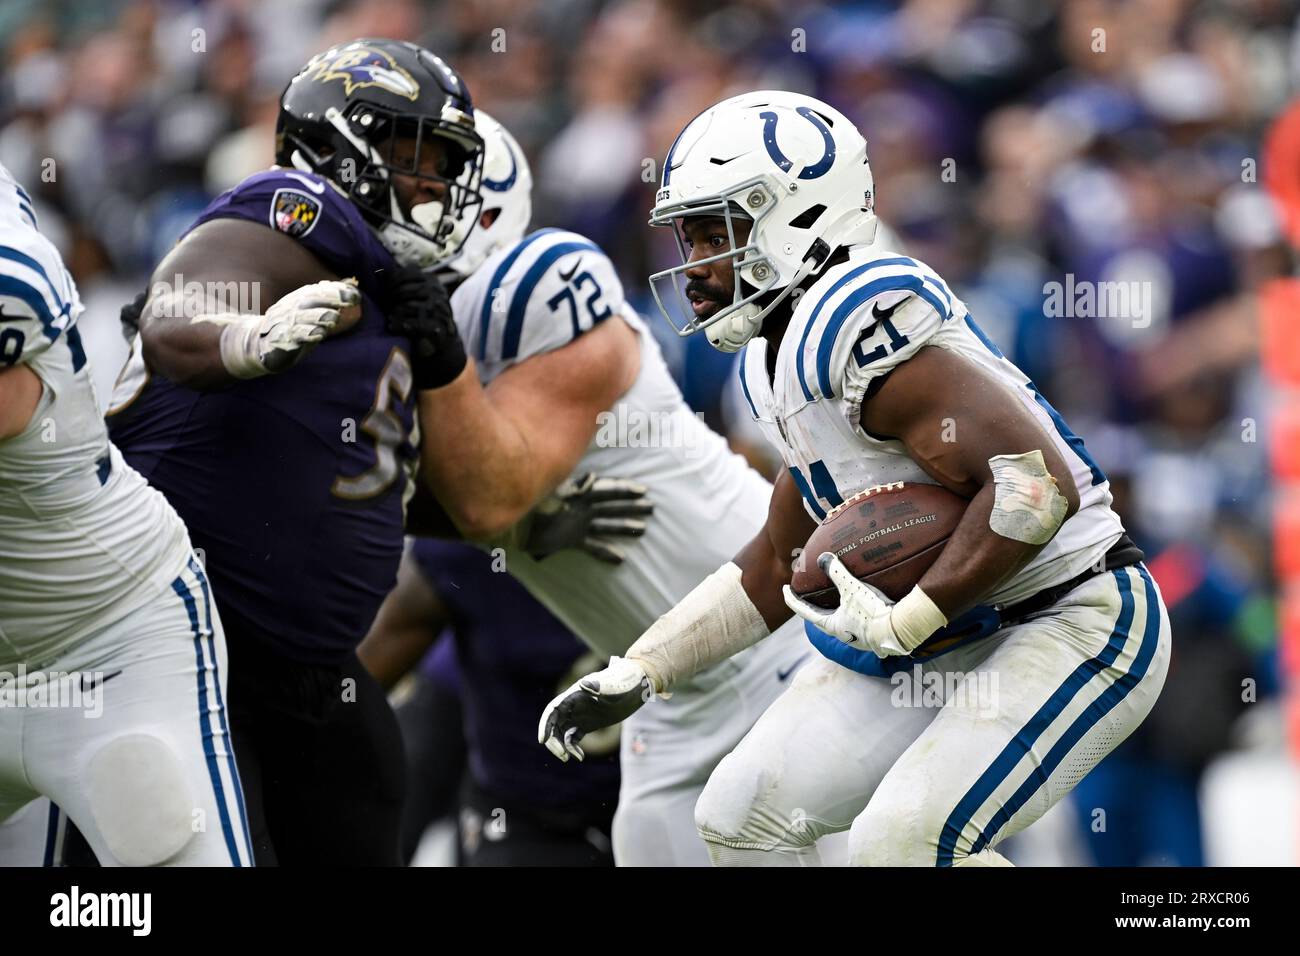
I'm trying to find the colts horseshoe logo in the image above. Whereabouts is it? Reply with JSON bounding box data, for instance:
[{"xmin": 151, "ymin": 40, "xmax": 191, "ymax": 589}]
[
  {"xmin": 759, "ymin": 106, "xmax": 836, "ymax": 180},
  {"xmin": 483, "ymin": 137, "xmax": 518, "ymax": 192}
]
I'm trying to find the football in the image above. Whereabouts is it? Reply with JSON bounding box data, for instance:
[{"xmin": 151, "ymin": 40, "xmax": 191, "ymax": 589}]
[{"xmin": 790, "ymin": 482, "xmax": 968, "ymax": 607}]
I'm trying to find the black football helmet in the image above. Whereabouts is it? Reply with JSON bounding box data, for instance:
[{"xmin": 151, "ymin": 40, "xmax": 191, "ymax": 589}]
[{"xmin": 275, "ymin": 38, "xmax": 484, "ymax": 268}]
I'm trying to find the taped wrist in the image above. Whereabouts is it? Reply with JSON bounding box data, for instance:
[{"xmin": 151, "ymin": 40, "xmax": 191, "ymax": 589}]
[
  {"xmin": 625, "ymin": 562, "xmax": 770, "ymax": 693},
  {"xmin": 889, "ymin": 586, "xmax": 948, "ymax": 653},
  {"xmin": 216, "ymin": 316, "xmax": 270, "ymax": 379}
]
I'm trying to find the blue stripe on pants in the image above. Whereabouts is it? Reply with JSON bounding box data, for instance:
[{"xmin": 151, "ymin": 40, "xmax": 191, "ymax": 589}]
[
  {"xmin": 936, "ymin": 567, "xmax": 1159, "ymax": 866},
  {"xmin": 172, "ymin": 567, "xmax": 244, "ymax": 866},
  {"xmin": 189, "ymin": 558, "xmax": 254, "ymax": 865},
  {"xmin": 43, "ymin": 803, "xmax": 60, "ymax": 867}
]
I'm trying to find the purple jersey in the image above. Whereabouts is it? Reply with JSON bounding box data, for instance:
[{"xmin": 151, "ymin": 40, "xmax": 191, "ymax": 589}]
[
  {"xmin": 108, "ymin": 169, "xmax": 416, "ymax": 662},
  {"xmin": 413, "ymin": 539, "xmax": 620, "ymax": 812}
]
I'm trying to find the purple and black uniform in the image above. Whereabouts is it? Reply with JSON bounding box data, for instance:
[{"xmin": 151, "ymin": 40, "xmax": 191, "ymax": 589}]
[
  {"xmin": 405, "ymin": 540, "xmax": 619, "ymax": 865},
  {"xmin": 106, "ymin": 168, "xmax": 414, "ymax": 865},
  {"xmin": 109, "ymin": 169, "xmax": 415, "ymax": 663},
  {"xmin": 414, "ymin": 539, "xmax": 620, "ymax": 811}
]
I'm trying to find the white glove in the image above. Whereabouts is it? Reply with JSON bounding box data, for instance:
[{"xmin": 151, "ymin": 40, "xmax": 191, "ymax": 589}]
[
  {"xmin": 538, "ymin": 656, "xmax": 652, "ymax": 762},
  {"xmin": 783, "ymin": 553, "xmax": 947, "ymax": 658},
  {"xmin": 219, "ymin": 279, "xmax": 360, "ymax": 378}
]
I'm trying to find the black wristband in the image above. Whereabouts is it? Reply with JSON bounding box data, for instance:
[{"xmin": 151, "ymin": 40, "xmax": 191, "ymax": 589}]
[
  {"xmin": 409, "ymin": 332, "xmax": 467, "ymax": 390},
  {"xmin": 386, "ymin": 266, "xmax": 467, "ymax": 389}
]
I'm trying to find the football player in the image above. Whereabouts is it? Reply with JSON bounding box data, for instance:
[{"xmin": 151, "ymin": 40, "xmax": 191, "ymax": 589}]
[
  {"xmin": 540, "ymin": 91, "xmax": 1172, "ymax": 867},
  {"xmin": 103, "ymin": 38, "xmax": 487, "ymax": 866},
  {"xmin": 385, "ymin": 111, "xmax": 812, "ymax": 865},
  {"xmin": 106, "ymin": 39, "xmax": 646, "ymax": 867},
  {"xmin": 0, "ymin": 163, "xmax": 252, "ymax": 866}
]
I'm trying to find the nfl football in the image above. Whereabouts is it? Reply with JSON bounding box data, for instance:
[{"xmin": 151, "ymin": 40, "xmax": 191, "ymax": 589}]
[{"xmin": 791, "ymin": 482, "xmax": 968, "ymax": 608}]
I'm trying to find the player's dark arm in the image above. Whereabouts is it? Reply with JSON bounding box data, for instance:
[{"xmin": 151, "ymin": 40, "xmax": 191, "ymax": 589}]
[
  {"xmin": 861, "ymin": 345, "xmax": 1081, "ymax": 619},
  {"xmin": 735, "ymin": 469, "xmax": 819, "ymax": 629},
  {"xmin": 137, "ymin": 219, "xmax": 356, "ymax": 390},
  {"xmin": 357, "ymin": 547, "xmax": 451, "ymax": 690},
  {"xmin": 416, "ymin": 318, "xmax": 640, "ymax": 538}
]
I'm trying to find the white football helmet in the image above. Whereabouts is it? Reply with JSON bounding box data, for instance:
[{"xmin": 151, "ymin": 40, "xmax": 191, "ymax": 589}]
[
  {"xmin": 649, "ymin": 91, "xmax": 877, "ymax": 351},
  {"xmin": 440, "ymin": 110, "xmax": 533, "ymax": 278}
]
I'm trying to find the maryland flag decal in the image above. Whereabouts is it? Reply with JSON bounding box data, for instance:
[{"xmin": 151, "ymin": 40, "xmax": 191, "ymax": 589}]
[{"xmin": 269, "ymin": 188, "xmax": 322, "ymax": 238}]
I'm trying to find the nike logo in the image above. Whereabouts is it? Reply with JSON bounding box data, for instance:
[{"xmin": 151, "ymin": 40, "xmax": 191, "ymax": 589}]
[
  {"xmin": 558, "ymin": 259, "xmax": 583, "ymax": 282},
  {"xmin": 285, "ymin": 172, "xmax": 326, "ymax": 195},
  {"xmin": 777, "ymin": 653, "xmax": 811, "ymax": 683},
  {"xmin": 80, "ymin": 670, "xmax": 122, "ymax": 693},
  {"xmin": 871, "ymin": 298, "xmax": 904, "ymax": 322},
  {"xmin": 709, "ymin": 154, "xmax": 745, "ymax": 166}
]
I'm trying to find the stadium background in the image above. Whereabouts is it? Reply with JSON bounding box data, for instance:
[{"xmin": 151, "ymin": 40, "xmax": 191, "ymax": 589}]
[{"xmin": 1, "ymin": 0, "xmax": 1296, "ymax": 865}]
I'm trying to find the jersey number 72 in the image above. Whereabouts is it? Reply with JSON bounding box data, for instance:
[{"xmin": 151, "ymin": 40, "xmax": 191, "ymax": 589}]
[{"xmin": 546, "ymin": 271, "xmax": 612, "ymax": 338}]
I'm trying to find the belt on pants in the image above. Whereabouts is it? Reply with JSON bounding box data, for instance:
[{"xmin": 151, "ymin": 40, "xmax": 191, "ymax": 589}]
[{"xmin": 804, "ymin": 533, "xmax": 1145, "ymax": 678}]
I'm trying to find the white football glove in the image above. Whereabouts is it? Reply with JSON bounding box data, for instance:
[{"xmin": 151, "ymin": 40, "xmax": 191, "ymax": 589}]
[
  {"xmin": 219, "ymin": 279, "xmax": 360, "ymax": 378},
  {"xmin": 538, "ymin": 656, "xmax": 652, "ymax": 762},
  {"xmin": 783, "ymin": 553, "xmax": 946, "ymax": 658}
]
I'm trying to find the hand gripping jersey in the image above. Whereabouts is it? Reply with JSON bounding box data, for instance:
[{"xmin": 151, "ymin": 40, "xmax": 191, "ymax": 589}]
[
  {"xmin": 0, "ymin": 165, "xmax": 193, "ymax": 670},
  {"xmin": 737, "ymin": 245, "xmax": 1124, "ymax": 608},
  {"xmin": 451, "ymin": 228, "xmax": 779, "ymax": 663},
  {"xmin": 107, "ymin": 169, "xmax": 419, "ymax": 662}
]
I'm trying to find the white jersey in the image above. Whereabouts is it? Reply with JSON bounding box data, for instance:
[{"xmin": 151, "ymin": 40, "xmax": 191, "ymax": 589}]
[
  {"xmin": 737, "ymin": 244, "xmax": 1123, "ymax": 607},
  {"xmin": 0, "ymin": 165, "xmax": 193, "ymax": 670},
  {"xmin": 451, "ymin": 228, "xmax": 778, "ymax": 660}
]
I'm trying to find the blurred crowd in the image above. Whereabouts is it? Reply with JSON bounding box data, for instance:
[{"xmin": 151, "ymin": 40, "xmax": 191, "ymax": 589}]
[{"xmin": 2, "ymin": 0, "xmax": 1295, "ymax": 865}]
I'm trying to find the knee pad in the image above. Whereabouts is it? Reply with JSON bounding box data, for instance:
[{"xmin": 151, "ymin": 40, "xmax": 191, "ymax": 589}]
[
  {"xmin": 851, "ymin": 792, "xmax": 999, "ymax": 867},
  {"xmin": 695, "ymin": 758, "xmax": 817, "ymax": 852},
  {"xmin": 86, "ymin": 734, "xmax": 196, "ymax": 867},
  {"xmin": 847, "ymin": 801, "xmax": 892, "ymax": 866},
  {"xmin": 848, "ymin": 789, "xmax": 935, "ymax": 866}
]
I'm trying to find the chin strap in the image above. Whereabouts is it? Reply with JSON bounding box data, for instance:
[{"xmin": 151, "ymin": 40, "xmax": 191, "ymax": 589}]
[
  {"xmin": 322, "ymin": 107, "xmax": 455, "ymax": 268},
  {"xmin": 706, "ymin": 242, "xmax": 828, "ymax": 352}
]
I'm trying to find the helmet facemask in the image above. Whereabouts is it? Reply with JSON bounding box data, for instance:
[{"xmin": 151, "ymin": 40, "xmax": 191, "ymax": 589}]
[
  {"xmin": 649, "ymin": 175, "xmax": 827, "ymax": 352},
  {"xmin": 312, "ymin": 103, "xmax": 484, "ymax": 268}
]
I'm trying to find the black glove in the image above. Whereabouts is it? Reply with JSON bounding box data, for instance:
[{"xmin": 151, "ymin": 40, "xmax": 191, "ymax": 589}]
[
  {"xmin": 119, "ymin": 290, "xmax": 148, "ymax": 342},
  {"xmin": 523, "ymin": 473, "xmax": 655, "ymax": 564},
  {"xmin": 538, "ymin": 657, "xmax": 653, "ymax": 762},
  {"xmin": 386, "ymin": 265, "xmax": 467, "ymax": 389}
]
